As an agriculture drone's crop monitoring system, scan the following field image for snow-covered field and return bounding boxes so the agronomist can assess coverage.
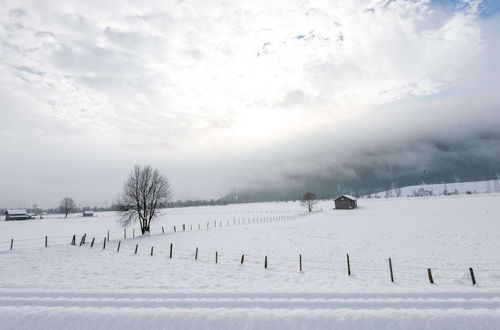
[1,195,500,329]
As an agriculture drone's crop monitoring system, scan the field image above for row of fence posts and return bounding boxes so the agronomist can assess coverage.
[7,232,479,286]
[78,236,479,286]
[6,212,308,252]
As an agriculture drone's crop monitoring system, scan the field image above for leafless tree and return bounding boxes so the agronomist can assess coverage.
[301,192,317,212]
[60,197,76,218]
[116,165,173,234]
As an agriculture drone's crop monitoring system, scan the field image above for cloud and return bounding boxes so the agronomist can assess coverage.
[0,0,499,207]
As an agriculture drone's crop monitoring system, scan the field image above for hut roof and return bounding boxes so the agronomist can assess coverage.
[6,209,28,215]
[334,195,357,201]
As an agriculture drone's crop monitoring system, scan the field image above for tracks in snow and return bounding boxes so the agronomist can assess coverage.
[1,291,500,311]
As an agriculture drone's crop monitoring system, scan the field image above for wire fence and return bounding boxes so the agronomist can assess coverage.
[2,208,500,287]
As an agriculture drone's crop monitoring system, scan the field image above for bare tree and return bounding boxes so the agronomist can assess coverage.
[301,192,317,212]
[116,165,173,234]
[60,197,76,218]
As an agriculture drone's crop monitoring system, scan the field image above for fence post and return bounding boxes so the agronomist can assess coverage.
[107,230,109,242]
[174,226,176,232]
[83,234,86,244]
[389,258,394,282]
[117,241,121,252]
[91,237,95,247]
[124,229,126,239]
[265,256,268,269]
[79,235,84,246]
[427,268,434,284]
[169,243,173,258]
[71,235,76,245]
[346,254,352,276]
[195,247,198,260]
[183,224,185,231]
[151,246,154,256]
[469,267,476,286]
[215,251,218,264]
[133,229,135,238]
[241,254,245,264]
[10,238,13,250]
[135,244,138,254]
[198,224,200,230]
[45,236,48,247]
[162,226,164,234]
[299,254,302,272]
[103,237,106,250]
[190,224,192,231]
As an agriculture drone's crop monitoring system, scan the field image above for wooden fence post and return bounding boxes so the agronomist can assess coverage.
[162,226,165,234]
[10,238,13,250]
[195,247,198,260]
[124,229,126,239]
[215,251,218,264]
[190,224,192,231]
[117,241,121,252]
[71,235,76,245]
[469,267,476,286]
[135,244,138,254]
[198,224,200,230]
[241,254,245,264]
[389,258,394,282]
[265,256,268,269]
[45,236,48,247]
[347,254,351,276]
[183,224,185,231]
[299,254,302,272]
[83,234,86,244]
[151,246,154,256]
[427,268,434,284]
[91,237,95,247]
[79,235,84,246]
[103,237,106,250]
[169,243,173,258]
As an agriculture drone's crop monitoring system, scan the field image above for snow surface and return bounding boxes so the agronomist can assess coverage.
[1,196,500,329]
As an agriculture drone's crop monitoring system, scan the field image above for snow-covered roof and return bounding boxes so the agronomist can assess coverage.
[6,209,28,215]
[335,195,357,201]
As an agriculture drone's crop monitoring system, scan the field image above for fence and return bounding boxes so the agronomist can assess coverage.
[3,208,500,287]
[0,210,316,252]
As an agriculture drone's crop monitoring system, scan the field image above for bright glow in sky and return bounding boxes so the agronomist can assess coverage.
[1,0,499,207]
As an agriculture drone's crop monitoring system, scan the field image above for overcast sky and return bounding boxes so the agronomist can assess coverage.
[1,0,500,208]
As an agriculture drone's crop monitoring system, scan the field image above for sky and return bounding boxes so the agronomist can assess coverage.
[1,0,500,208]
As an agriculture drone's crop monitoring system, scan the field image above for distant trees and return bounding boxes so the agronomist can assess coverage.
[116,165,172,234]
[301,192,317,212]
[59,197,76,218]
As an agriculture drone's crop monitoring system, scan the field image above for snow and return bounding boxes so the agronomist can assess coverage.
[373,179,500,197]
[5,209,28,215]
[1,196,500,329]
[335,194,357,200]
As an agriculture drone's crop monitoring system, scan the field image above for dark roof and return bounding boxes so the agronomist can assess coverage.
[334,194,357,201]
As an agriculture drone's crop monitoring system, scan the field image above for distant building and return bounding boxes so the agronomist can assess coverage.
[4,209,31,220]
[334,195,358,209]
[82,210,94,217]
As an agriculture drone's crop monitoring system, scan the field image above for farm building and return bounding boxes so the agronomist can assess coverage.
[334,195,358,209]
[82,211,94,217]
[4,209,31,220]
